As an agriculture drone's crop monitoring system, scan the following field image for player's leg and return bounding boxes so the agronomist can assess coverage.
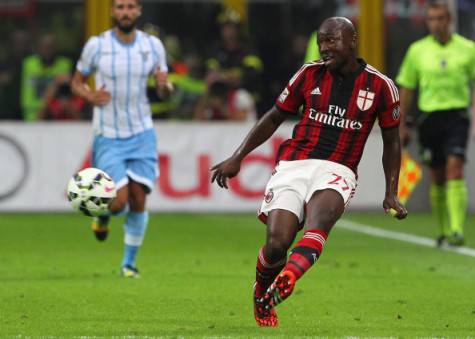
[446,155,466,245]
[91,135,129,241]
[418,115,450,246]
[91,186,129,241]
[121,180,148,277]
[120,128,158,277]
[254,161,306,325]
[256,210,299,295]
[444,113,469,246]
[428,165,450,246]
[263,189,344,310]
[109,186,129,213]
[254,209,299,327]
[262,160,356,310]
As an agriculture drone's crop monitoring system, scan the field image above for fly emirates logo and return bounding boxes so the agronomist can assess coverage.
[308,105,363,130]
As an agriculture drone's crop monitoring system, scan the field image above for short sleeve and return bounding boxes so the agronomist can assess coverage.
[378,77,401,129]
[76,36,100,76]
[275,64,307,114]
[149,36,168,74]
[396,44,418,89]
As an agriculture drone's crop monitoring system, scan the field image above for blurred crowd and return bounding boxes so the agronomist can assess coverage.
[2,1,473,123]
[0,9,306,123]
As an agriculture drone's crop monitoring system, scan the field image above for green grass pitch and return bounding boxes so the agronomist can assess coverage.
[1,212,474,337]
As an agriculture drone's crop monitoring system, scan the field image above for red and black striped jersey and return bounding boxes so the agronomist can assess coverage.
[275,59,400,174]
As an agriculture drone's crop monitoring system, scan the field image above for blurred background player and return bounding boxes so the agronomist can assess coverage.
[39,80,85,120]
[0,29,30,121]
[206,9,263,112]
[71,0,173,277]
[194,79,256,122]
[211,17,407,327]
[21,33,72,122]
[396,0,475,247]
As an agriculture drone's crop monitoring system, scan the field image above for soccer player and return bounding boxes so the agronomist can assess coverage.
[396,1,475,247]
[71,0,172,278]
[211,17,407,327]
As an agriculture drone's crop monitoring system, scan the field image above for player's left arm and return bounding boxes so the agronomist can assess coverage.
[152,37,174,100]
[381,126,407,219]
[155,68,174,100]
[378,77,407,220]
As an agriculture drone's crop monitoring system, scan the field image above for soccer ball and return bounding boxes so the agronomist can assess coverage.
[67,168,116,217]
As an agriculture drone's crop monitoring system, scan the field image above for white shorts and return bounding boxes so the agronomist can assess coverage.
[258,159,357,224]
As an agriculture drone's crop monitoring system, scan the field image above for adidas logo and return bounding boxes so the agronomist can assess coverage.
[310,87,321,95]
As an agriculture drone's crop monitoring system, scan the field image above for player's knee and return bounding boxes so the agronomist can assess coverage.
[266,235,292,262]
[446,161,464,180]
[109,196,128,213]
[307,205,342,231]
[128,191,146,211]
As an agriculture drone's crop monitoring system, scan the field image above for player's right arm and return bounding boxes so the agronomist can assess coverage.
[70,36,111,107]
[211,106,287,188]
[211,64,307,188]
[71,71,110,106]
[398,87,414,145]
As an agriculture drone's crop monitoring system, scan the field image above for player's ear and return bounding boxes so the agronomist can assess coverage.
[350,33,357,50]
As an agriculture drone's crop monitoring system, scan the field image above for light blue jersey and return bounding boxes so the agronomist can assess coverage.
[77,29,168,138]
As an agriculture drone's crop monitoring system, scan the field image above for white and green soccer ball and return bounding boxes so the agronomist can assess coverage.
[67,168,116,217]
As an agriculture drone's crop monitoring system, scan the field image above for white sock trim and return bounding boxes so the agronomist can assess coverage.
[125,233,144,246]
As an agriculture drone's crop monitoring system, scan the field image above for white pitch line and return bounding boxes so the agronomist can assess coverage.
[337,219,475,258]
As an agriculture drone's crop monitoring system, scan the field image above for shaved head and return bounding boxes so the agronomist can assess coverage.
[317,17,358,72]
[319,17,356,39]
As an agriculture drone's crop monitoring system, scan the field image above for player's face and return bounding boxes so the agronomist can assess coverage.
[317,30,352,71]
[426,7,450,40]
[112,0,141,34]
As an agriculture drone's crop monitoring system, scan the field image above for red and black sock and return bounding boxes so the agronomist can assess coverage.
[255,246,286,297]
[284,229,327,280]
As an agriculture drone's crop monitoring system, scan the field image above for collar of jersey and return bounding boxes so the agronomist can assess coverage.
[329,58,367,79]
[428,33,456,48]
[111,29,138,48]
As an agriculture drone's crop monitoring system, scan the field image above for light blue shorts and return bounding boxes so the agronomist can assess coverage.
[92,128,158,193]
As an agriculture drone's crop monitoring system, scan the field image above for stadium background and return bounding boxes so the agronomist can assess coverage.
[1,0,475,337]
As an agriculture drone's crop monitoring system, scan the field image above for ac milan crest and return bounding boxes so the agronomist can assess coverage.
[357,89,375,111]
[264,189,274,203]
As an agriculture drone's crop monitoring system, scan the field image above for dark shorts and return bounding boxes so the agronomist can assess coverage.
[418,109,469,167]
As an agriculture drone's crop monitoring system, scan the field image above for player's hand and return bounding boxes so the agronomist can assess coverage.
[155,68,168,86]
[88,85,111,106]
[383,194,408,220]
[399,124,412,148]
[210,156,242,189]
[155,69,174,98]
[155,68,173,88]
